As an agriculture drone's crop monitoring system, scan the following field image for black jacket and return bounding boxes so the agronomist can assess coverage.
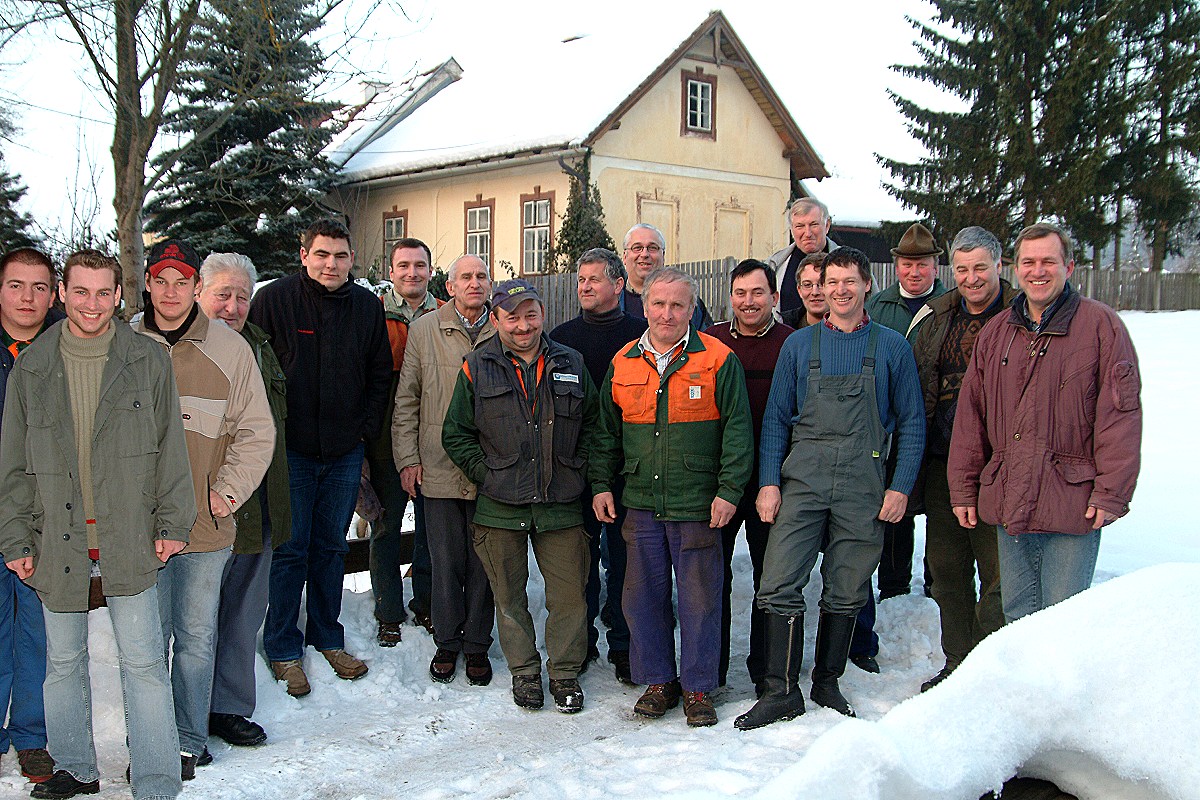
[248,271,391,460]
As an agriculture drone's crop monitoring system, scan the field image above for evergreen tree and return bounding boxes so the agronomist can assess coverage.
[0,112,40,252]
[145,0,338,275]
[877,2,1121,248]
[549,166,615,271]
[1123,0,1200,271]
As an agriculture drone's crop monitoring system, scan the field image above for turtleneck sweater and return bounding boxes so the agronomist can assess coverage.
[549,305,648,387]
[59,323,116,553]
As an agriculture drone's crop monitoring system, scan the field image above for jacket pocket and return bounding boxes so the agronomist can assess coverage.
[620,457,640,476]
[551,381,584,419]
[683,454,719,474]
[612,370,654,423]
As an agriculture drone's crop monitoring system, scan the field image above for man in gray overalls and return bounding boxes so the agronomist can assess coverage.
[735,247,924,728]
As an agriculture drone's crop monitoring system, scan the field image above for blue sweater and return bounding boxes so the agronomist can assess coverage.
[759,322,925,494]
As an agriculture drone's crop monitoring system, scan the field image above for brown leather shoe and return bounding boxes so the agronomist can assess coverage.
[683,691,717,727]
[633,679,682,718]
[320,649,368,680]
[270,659,311,697]
[18,748,55,783]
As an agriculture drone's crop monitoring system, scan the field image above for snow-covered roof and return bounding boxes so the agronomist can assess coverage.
[330,11,825,185]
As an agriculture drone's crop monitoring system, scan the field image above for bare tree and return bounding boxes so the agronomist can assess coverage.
[0,0,401,311]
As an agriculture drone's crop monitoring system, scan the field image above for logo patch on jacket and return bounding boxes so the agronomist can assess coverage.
[552,372,579,383]
[689,386,702,400]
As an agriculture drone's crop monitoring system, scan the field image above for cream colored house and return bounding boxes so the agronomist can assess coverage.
[326,11,828,278]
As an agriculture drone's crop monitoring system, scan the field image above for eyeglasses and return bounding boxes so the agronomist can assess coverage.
[627,244,663,255]
[799,281,820,291]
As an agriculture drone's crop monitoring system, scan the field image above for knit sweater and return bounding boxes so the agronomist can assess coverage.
[59,323,115,551]
[705,320,794,447]
[549,308,648,387]
[759,321,925,494]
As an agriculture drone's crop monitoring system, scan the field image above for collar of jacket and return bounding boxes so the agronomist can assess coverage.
[479,333,572,371]
[300,269,352,299]
[624,324,705,358]
[382,288,439,321]
[1007,282,1079,336]
[136,306,211,344]
[19,320,145,380]
[436,298,494,336]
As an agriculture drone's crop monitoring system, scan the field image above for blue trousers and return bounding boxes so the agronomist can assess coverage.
[265,445,362,661]
[997,526,1101,621]
[0,569,46,752]
[622,510,722,693]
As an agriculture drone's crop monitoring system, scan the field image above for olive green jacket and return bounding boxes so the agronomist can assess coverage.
[231,321,292,554]
[0,321,197,612]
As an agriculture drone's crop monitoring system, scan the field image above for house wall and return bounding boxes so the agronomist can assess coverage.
[590,56,792,262]
[334,157,570,280]
[333,56,794,278]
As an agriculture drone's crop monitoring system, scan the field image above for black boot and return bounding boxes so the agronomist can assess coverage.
[810,612,857,717]
[734,613,805,730]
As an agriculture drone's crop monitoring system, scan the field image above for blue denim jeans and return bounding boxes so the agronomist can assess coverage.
[622,510,723,693]
[158,547,231,756]
[997,526,1102,622]
[43,585,181,800]
[0,568,47,752]
[265,445,363,661]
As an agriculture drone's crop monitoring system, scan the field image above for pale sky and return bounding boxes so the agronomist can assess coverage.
[1,0,950,241]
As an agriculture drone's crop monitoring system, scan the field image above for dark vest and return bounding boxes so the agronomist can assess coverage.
[466,337,588,506]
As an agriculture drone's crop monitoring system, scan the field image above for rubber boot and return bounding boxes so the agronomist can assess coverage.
[734,613,805,730]
[809,611,857,717]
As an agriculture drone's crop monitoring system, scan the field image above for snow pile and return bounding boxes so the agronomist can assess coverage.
[759,563,1199,800]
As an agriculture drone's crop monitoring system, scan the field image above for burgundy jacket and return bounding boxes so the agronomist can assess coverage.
[948,290,1141,535]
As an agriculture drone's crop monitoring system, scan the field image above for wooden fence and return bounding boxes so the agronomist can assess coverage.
[528,261,1200,329]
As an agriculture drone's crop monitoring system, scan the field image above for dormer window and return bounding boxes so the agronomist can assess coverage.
[681,67,717,140]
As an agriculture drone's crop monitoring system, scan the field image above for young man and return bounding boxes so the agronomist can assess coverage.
[737,247,923,728]
[0,248,63,784]
[592,267,752,727]
[705,260,793,694]
[135,239,273,775]
[393,255,497,686]
[780,253,828,329]
[249,219,392,696]
[549,248,647,684]
[369,238,441,645]
[0,250,196,799]
[195,252,291,747]
[444,280,599,712]
[949,223,1141,622]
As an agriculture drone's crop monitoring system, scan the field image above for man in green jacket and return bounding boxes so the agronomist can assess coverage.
[865,223,948,604]
[591,267,753,728]
[0,250,196,800]
[196,252,292,749]
[443,280,599,714]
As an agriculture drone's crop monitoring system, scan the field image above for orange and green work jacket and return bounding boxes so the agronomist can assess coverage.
[591,327,753,521]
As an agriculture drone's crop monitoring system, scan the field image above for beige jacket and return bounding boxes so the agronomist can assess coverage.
[391,302,495,500]
[135,312,274,552]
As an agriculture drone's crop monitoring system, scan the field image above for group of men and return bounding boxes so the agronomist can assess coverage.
[0,199,1141,796]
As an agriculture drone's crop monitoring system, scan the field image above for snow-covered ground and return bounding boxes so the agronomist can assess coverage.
[1,310,1195,800]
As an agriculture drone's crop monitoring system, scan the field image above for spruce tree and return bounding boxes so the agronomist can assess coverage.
[0,111,40,252]
[549,169,615,271]
[145,0,337,276]
[877,2,1120,248]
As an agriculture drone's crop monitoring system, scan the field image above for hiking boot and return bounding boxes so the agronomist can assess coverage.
[920,664,955,693]
[270,659,311,697]
[633,679,682,718]
[18,748,54,783]
[608,649,635,685]
[465,652,493,686]
[196,747,212,767]
[408,600,433,634]
[320,649,368,680]
[208,713,267,747]
[512,675,544,710]
[683,691,717,727]
[549,678,584,713]
[30,770,99,799]
[429,648,457,683]
[181,753,198,782]
[376,620,403,647]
